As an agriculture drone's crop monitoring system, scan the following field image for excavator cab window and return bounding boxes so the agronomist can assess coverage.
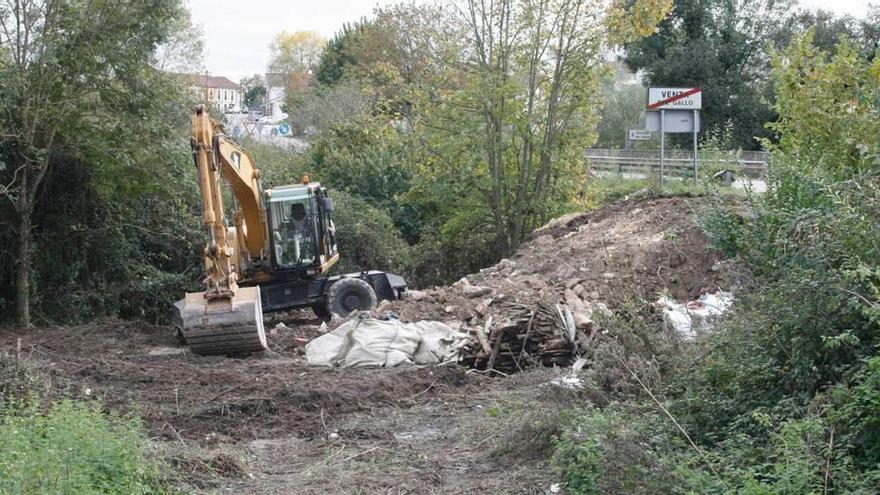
[269,198,317,269]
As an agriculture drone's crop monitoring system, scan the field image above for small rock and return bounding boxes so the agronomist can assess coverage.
[474,302,488,316]
[405,289,429,301]
[565,277,581,289]
[573,312,593,330]
[444,305,455,313]
[462,285,493,298]
[573,284,585,297]
[496,258,515,269]
[376,299,391,311]
[273,322,291,335]
[452,277,470,289]
[602,272,617,280]
[589,291,599,300]
[328,431,340,441]
[564,289,587,313]
[148,346,185,356]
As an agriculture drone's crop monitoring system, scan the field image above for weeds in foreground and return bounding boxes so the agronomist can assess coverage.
[0,353,174,495]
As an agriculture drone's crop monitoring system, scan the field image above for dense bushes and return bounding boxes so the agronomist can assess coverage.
[329,191,413,275]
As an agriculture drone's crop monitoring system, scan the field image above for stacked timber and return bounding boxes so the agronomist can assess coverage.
[459,301,579,373]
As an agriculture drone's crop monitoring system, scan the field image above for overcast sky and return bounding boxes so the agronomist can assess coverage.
[188,0,874,82]
[187,0,400,81]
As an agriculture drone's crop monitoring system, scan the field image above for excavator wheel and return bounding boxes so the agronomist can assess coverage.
[328,278,377,317]
[173,286,267,356]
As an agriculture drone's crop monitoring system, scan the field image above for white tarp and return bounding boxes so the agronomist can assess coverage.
[305,316,468,367]
[656,291,734,339]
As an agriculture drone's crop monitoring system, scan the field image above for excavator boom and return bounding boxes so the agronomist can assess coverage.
[173,106,269,355]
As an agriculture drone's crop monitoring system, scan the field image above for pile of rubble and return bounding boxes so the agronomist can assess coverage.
[362,196,742,372]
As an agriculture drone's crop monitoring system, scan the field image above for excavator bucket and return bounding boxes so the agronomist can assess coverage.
[173,286,267,355]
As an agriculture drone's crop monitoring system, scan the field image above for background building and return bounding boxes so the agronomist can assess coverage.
[185,74,242,112]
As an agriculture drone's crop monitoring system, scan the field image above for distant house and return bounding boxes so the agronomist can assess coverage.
[264,72,287,117]
[184,74,243,112]
[264,71,315,117]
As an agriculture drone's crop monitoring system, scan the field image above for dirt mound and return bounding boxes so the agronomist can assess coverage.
[382,196,735,326]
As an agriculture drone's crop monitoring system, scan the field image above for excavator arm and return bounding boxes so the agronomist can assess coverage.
[173,106,270,355]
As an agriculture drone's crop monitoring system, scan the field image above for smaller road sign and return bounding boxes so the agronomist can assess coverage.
[648,87,702,110]
[628,129,652,141]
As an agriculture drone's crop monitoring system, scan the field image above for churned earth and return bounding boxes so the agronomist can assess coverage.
[0,195,744,494]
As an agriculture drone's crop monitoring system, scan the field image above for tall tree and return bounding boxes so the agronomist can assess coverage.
[596,63,649,148]
[269,31,325,75]
[268,30,325,111]
[624,0,795,150]
[314,21,368,86]
[240,74,266,110]
[443,0,673,253]
[0,0,184,326]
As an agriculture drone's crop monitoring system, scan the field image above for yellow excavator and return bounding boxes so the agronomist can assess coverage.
[173,106,407,355]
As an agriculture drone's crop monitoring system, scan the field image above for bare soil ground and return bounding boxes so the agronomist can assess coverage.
[0,195,740,494]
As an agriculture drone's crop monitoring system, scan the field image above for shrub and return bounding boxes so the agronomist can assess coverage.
[329,190,413,276]
[553,406,680,494]
[0,398,169,494]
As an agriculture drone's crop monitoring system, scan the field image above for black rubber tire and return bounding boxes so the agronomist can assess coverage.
[328,278,377,317]
[311,302,332,321]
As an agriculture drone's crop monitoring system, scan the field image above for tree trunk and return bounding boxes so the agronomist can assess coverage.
[15,199,32,328]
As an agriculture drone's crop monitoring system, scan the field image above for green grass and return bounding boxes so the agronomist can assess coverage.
[0,398,171,494]
[587,175,735,209]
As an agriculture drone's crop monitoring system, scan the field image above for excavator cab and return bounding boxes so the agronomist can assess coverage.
[266,182,339,275]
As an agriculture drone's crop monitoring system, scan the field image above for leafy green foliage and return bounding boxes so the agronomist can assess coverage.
[0,0,204,324]
[328,190,412,276]
[624,0,787,150]
[673,32,880,490]
[553,407,680,494]
[314,21,369,86]
[0,398,169,494]
[557,31,880,494]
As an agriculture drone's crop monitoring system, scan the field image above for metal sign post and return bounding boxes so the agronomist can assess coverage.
[692,110,698,183]
[660,110,665,187]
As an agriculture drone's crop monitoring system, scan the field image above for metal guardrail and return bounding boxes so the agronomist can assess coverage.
[586,149,769,178]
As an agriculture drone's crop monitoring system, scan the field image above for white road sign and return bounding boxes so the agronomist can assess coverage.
[628,129,652,141]
[645,110,700,133]
[648,87,702,110]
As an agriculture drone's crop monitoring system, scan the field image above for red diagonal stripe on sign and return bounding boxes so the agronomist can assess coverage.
[648,87,702,110]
